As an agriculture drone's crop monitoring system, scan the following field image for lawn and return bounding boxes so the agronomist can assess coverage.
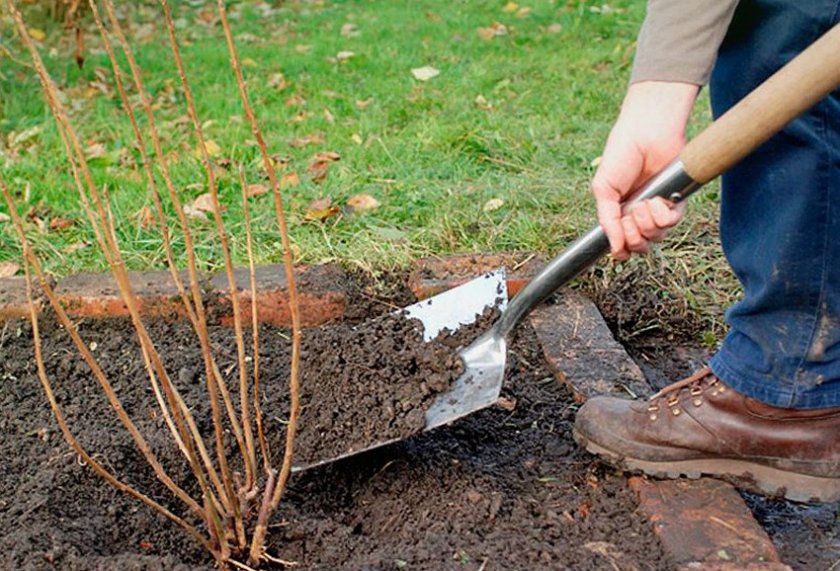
[0,0,734,338]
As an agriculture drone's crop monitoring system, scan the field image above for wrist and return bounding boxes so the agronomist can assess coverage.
[618,81,700,141]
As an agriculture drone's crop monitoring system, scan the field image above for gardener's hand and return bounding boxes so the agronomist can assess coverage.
[592,81,700,261]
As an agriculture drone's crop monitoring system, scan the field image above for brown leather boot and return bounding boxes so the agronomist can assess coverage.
[573,367,840,502]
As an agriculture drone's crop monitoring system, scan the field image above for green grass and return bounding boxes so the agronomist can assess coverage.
[0,0,736,338]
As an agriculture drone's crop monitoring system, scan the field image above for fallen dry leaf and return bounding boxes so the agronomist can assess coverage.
[304,197,341,222]
[323,109,335,124]
[184,203,208,221]
[194,139,222,159]
[268,73,288,91]
[475,94,493,110]
[502,1,519,13]
[355,97,374,110]
[313,151,341,162]
[245,184,269,198]
[290,133,325,148]
[28,27,46,42]
[291,111,312,123]
[411,66,440,82]
[340,23,360,37]
[309,152,339,180]
[346,193,380,213]
[0,212,10,223]
[285,94,306,107]
[335,50,355,62]
[186,193,226,219]
[496,396,517,411]
[190,192,220,214]
[49,217,75,231]
[64,241,91,254]
[85,142,106,160]
[483,198,505,212]
[308,161,331,184]
[280,171,300,189]
[0,261,19,278]
[351,133,363,145]
[11,125,43,147]
[516,6,532,18]
[242,57,258,68]
[135,205,155,229]
[477,22,508,40]
[547,23,563,34]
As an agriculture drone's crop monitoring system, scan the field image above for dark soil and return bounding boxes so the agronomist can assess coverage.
[290,311,465,467]
[0,285,673,570]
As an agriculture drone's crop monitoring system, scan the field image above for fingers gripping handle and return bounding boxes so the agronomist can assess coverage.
[494,162,698,339]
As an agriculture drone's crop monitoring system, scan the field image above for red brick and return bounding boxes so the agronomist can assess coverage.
[629,477,785,569]
[0,275,54,322]
[55,270,193,320]
[409,253,543,300]
[529,294,651,402]
[210,264,346,327]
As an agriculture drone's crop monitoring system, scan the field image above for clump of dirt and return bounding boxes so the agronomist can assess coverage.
[0,284,673,570]
[290,311,465,467]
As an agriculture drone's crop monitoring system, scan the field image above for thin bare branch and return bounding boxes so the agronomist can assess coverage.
[215,3,303,563]
[158,0,254,498]
[87,0,230,514]
[239,166,270,471]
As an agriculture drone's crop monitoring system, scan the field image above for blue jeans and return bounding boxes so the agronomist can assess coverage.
[708,0,840,408]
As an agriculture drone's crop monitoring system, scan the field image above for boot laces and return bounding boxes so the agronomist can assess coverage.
[646,367,724,419]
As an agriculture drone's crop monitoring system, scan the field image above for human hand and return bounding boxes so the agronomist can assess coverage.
[592,81,700,260]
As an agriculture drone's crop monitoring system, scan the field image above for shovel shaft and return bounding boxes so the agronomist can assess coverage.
[494,22,840,340]
[493,160,700,339]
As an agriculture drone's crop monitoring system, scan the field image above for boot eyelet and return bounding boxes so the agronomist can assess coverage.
[649,413,658,421]
[671,407,681,416]
[693,398,702,407]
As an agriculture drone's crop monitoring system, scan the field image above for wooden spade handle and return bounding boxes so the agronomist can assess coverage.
[681,23,840,184]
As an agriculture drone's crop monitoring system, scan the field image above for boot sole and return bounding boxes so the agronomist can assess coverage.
[573,429,840,503]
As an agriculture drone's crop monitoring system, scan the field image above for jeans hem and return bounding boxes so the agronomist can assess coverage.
[710,350,840,410]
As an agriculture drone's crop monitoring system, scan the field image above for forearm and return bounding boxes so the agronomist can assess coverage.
[617,81,700,142]
[631,0,740,86]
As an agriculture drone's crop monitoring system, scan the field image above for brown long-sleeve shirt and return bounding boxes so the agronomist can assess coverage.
[630,0,741,85]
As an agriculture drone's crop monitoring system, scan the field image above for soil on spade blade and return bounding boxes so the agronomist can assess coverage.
[0,288,673,570]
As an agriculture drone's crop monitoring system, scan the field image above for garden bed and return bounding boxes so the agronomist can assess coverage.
[0,272,673,570]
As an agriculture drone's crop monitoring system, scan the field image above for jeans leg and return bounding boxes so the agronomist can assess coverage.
[708,0,840,408]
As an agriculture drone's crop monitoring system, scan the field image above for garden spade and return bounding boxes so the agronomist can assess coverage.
[295,22,840,471]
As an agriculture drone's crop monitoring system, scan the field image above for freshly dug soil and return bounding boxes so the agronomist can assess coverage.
[0,291,673,570]
[290,311,465,467]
